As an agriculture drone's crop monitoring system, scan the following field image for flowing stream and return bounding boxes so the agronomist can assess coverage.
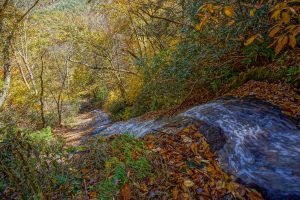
[91,96,300,199]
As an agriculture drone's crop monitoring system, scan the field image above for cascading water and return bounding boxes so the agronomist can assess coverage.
[91,96,300,199]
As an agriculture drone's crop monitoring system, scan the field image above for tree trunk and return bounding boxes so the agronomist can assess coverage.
[14,50,31,90]
[57,100,62,127]
[39,52,46,128]
[0,34,13,108]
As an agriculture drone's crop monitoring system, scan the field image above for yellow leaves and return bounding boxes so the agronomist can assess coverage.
[196,4,236,31]
[244,34,264,46]
[224,6,234,17]
[195,16,209,31]
[139,182,148,193]
[226,20,235,26]
[198,3,215,13]
[282,12,290,24]
[250,9,256,17]
[289,34,297,48]
[271,9,281,20]
[269,26,281,38]
[244,34,260,46]
[275,35,288,54]
[203,3,214,13]
[268,1,299,53]
[183,179,195,187]
[195,23,203,31]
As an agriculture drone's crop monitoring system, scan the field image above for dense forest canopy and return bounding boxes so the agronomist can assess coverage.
[0,0,299,127]
[0,0,299,199]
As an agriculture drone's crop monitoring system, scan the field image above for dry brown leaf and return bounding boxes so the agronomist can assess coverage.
[120,183,132,200]
[172,187,179,199]
[269,26,281,38]
[191,143,198,154]
[88,191,97,199]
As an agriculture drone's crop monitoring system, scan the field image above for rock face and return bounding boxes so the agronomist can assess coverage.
[197,121,227,152]
[93,96,300,199]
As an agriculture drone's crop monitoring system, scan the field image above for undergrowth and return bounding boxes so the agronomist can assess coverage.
[0,126,154,199]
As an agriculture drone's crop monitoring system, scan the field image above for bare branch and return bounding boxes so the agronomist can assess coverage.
[69,58,139,76]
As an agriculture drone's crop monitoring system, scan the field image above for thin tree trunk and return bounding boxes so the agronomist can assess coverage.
[39,51,46,128]
[14,50,31,89]
[0,34,13,108]
[57,98,63,127]
[0,0,40,108]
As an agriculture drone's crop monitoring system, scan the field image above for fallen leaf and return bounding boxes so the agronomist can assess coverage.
[172,187,179,199]
[191,143,198,154]
[120,183,132,200]
[88,191,97,198]
[224,6,234,17]
[184,180,195,187]
[140,182,148,193]
[250,9,256,17]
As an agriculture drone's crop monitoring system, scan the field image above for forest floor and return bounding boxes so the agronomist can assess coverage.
[52,104,265,199]
[54,110,102,146]
[51,80,300,199]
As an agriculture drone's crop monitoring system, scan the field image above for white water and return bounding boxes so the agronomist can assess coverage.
[91,96,300,199]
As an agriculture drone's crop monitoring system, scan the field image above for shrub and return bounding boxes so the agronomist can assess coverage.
[227,65,300,91]
[0,125,78,199]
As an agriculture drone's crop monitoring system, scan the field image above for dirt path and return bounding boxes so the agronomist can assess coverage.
[54,110,104,146]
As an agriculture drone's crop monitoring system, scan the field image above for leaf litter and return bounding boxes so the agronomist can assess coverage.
[71,125,263,200]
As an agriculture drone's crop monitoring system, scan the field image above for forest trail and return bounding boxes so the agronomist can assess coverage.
[54,110,103,146]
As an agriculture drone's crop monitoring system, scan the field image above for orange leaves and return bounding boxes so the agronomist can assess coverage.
[269,26,281,38]
[88,191,97,199]
[142,126,263,199]
[190,142,198,154]
[224,6,235,17]
[120,183,132,200]
[282,12,291,23]
[172,187,179,199]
